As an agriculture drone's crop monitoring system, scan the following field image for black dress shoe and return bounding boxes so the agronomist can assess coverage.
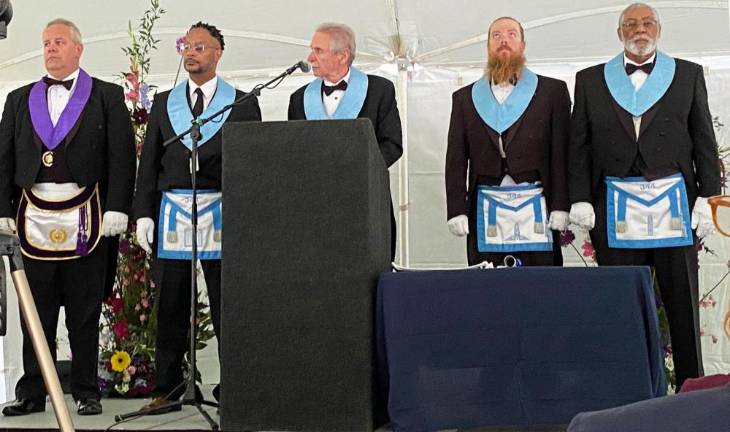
[77,399,102,415]
[2,398,45,416]
[141,397,182,415]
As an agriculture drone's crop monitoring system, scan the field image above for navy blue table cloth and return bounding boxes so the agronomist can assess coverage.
[376,266,666,431]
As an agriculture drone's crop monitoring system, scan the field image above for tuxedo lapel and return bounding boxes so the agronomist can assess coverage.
[609,97,637,141]
[485,123,501,151]
[502,114,526,149]
[638,101,662,138]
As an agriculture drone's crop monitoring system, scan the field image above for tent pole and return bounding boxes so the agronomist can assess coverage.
[396,65,409,267]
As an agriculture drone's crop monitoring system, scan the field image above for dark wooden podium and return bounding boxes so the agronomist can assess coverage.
[220,119,391,431]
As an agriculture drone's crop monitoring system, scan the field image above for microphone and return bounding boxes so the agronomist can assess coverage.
[285,60,310,75]
[297,61,310,73]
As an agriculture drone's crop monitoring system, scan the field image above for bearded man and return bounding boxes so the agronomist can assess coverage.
[445,16,571,266]
[568,3,720,389]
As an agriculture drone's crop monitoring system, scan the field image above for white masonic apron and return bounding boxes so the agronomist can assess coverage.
[605,173,692,248]
[17,183,102,260]
[475,184,552,253]
[157,189,222,260]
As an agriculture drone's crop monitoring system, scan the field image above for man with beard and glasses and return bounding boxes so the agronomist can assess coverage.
[568,3,720,389]
[445,16,571,266]
[133,21,261,413]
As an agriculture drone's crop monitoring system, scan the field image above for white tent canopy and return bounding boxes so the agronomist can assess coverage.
[2,0,730,403]
[1,1,729,81]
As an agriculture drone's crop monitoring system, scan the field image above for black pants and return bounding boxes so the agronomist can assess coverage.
[151,258,221,398]
[592,187,703,389]
[16,237,110,402]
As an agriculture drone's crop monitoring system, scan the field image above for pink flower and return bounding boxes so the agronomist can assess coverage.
[125,90,139,103]
[113,320,129,340]
[140,314,147,322]
[140,297,149,308]
[581,240,596,260]
[135,303,141,311]
[127,365,137,375]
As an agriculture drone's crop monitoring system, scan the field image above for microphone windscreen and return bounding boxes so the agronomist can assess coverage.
[298,61,311,73]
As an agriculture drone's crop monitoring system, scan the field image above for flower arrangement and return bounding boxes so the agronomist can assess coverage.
[559,229,597,266]
[98,0,164,397]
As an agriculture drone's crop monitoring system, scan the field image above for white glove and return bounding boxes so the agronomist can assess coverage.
[0,217,16,233]
[569,202,595,230]
[548,210,569,232]
[447,214,469,236]
[101,211,128,237]
[136,217,154,255]
[691,196,715,239]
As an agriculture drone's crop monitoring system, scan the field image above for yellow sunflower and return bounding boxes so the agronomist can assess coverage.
[111,350,132,372]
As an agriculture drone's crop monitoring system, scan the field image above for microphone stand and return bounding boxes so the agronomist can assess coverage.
[112,61,307,431]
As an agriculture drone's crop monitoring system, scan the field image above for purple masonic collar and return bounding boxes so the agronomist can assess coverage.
[29,69,92,150]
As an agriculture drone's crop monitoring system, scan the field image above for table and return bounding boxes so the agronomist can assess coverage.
[376,266,666,431]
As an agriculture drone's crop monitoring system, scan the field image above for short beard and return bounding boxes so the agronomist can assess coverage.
[485,51,526,85]
[623,36,657,58]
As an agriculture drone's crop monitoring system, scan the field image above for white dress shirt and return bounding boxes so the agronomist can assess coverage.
[46,69,80,126]
[625,53,656,139]
[188,76,218,113]
[624,52,656,91]
[322,69,351,117]
[491,81,515,104]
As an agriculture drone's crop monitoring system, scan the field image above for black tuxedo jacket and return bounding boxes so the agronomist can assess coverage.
[569,57,721,205]
[287,74,403,167]
[133,87,261,220]
[445,75,572,219]
[0,78,135,217]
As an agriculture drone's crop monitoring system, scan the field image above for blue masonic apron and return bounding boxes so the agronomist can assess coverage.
[157,78,234,260]
[157,190,222,260]
[476,184,552,252]
[605,174,692,249]
[303,67,368,119]
[603,52,689,248]
[471,69,550,252]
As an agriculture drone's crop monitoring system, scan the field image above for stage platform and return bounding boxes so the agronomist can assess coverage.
[0,385,218,432]
[0,385,567,431]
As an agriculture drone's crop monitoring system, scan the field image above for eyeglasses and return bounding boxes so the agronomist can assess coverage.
[708,195,730,236]
[490,30,520,42]
[621,18,658,32]
[181,42,219,54]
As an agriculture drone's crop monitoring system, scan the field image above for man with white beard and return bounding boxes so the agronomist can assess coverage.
[445,16,571,266]
[568,3,720,389]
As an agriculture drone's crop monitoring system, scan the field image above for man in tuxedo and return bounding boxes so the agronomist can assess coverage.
[568,3,720,389]
[288,22,403,259]
[0,18,135,416]
[134,22,261,413]
[445,16,571,266]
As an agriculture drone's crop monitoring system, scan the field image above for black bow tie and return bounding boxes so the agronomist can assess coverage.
[43,76,74,90]
[625,62,654,75]
[322,80,348,96]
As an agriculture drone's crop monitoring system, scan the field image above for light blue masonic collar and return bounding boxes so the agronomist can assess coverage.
[303,67,368,120]
[167,76,235,150]
[604,50,675,117]
[471,68,537,134]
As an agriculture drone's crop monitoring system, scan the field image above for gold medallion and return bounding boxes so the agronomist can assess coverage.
[42,151,54,167]
[49,228,68,244]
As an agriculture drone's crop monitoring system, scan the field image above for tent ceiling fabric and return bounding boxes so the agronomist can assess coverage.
[0,0,728,82]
